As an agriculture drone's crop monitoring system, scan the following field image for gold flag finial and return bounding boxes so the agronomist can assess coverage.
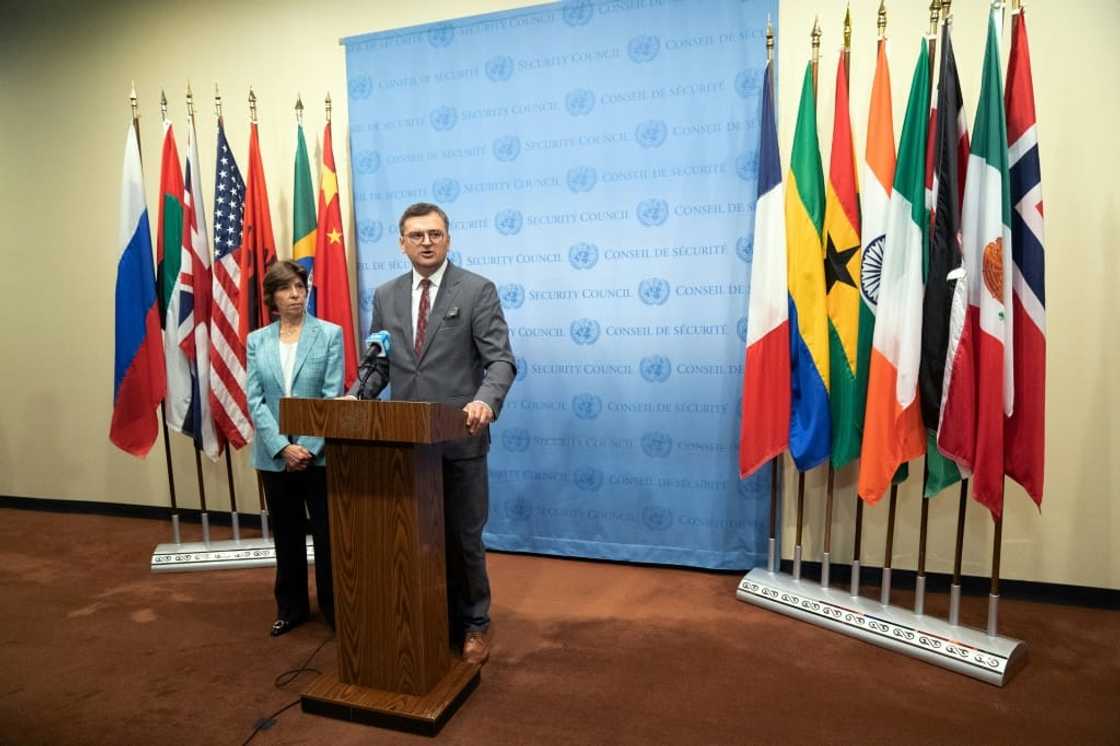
[1012,0,1022,11]
[249,87,257,123]
[325,92,332,124]
[811,15,821,59]
[766,16,774,62]
[844,4,852,51]
[295,93,304,125]
[215,83,223,120]
[186,82,194,121]
[877,0,887,39]
[160,89,168,120]
[929,0,941,34]
[129,81,138,121]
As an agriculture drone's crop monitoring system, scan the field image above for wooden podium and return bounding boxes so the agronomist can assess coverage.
[280,398,481,735]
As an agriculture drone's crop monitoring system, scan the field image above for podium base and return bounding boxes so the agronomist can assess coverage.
[736,568,1027,686]
[150,536,314,573]
[301,657,480,736]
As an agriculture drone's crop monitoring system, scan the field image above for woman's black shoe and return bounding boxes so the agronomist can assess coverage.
[270,617,303,637]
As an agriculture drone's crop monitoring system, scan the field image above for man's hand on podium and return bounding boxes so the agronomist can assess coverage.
[463,400,494,436]
[337,395,358,401]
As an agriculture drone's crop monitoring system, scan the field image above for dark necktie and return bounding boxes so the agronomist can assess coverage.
[414,278,431,356]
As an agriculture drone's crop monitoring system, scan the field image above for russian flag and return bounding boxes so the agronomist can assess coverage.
[111,123,166,457]
[739,61,789,478]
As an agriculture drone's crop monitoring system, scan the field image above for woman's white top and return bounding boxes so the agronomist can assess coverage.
[279,340,298,396]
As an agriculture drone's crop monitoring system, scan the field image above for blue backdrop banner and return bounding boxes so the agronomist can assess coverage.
[343,0,779,569]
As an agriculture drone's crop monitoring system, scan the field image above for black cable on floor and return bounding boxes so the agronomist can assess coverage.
[241,633,334,745]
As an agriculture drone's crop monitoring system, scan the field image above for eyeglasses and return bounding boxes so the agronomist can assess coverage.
[403,229,447,245]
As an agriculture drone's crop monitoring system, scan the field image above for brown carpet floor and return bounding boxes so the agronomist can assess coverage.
[0,507,1117,745]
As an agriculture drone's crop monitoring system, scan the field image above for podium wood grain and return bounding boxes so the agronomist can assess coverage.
[280,398,477,733]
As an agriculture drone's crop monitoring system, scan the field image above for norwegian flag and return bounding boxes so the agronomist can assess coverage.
[1004,9,1046,506]
[208,119,253,448]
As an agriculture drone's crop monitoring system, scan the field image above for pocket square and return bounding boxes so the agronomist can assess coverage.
[446,306,460,319]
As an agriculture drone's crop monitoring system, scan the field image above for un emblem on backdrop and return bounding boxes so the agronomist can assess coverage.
[498,283,525,310]
[562,0,594,26]
[355,150,381,175]
[430,106,458,132]
[639,354,672,383]
[427,24,455,48]
[571,393,602,420]
[495,209,523,236]
[736,151,759,182]
[568,242,599,270]
[638,278,670,306]
[566,166,597,194]
[486,55,514,82]
[360,288,375,312]
[737,317,748,343]
[565,89,596,116]
[570,318,601,346]
[502,427,531,452]
[515,356,528,381]
[492,135,521,162]
[448,249,463,266]
[349,74,373,100]
[358,220,383,244]
[736,235,753,262]
[504,496,532,521]
[735,69,764,99]
[640,431,674,458]
[635,120,668,149]
[432,177,461,203]
[628,35,660,63]
[573,466,604,493]
[641,504,674,532]
[636,198,669,227]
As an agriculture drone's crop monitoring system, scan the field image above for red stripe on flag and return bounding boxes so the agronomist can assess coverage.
[739,321,791,478]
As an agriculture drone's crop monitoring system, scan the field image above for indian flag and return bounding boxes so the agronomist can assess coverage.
[938,12,1014,518]
[858,40,930,503]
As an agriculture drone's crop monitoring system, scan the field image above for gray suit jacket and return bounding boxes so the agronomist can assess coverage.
[350,262,516,459]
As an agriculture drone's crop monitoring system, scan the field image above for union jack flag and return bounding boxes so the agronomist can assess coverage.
[209,119,252,448]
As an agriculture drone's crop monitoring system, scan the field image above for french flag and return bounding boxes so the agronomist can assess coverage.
[738,60,790,478]
[111,123,166,457]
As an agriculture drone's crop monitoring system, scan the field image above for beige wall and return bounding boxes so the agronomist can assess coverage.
[1,1,1115,589]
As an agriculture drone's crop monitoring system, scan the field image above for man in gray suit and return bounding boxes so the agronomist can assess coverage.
[348,202,516,665]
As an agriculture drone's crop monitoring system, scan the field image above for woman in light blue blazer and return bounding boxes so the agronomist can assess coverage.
[247,260,343,637]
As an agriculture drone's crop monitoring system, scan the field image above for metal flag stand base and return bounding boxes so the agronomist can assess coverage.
[736,568,1027,687]
[150,535,316,573]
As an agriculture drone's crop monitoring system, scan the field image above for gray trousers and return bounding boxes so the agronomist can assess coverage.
[442,454,491,635]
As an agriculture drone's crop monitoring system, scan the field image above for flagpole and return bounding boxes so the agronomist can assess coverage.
[763,19,780,577]
[213,83,242,543]
[150,88,183,546]
[988,513,1003,635]
[853,0,888,600]
[913,0,941,618]
[793,16,821,585]
[246,86,271,542]
[949,478,968,624]
[820,7,852,593]
[183,83,213,546]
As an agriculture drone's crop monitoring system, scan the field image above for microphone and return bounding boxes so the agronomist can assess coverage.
[355,331,391,399]
[362,330,391,361]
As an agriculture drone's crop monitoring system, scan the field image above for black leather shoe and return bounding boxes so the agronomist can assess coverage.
[270,617,303,637]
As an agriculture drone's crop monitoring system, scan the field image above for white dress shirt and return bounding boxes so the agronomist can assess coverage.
[411,259,449,341]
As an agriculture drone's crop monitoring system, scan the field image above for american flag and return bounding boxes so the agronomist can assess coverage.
[209,119,253,448]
